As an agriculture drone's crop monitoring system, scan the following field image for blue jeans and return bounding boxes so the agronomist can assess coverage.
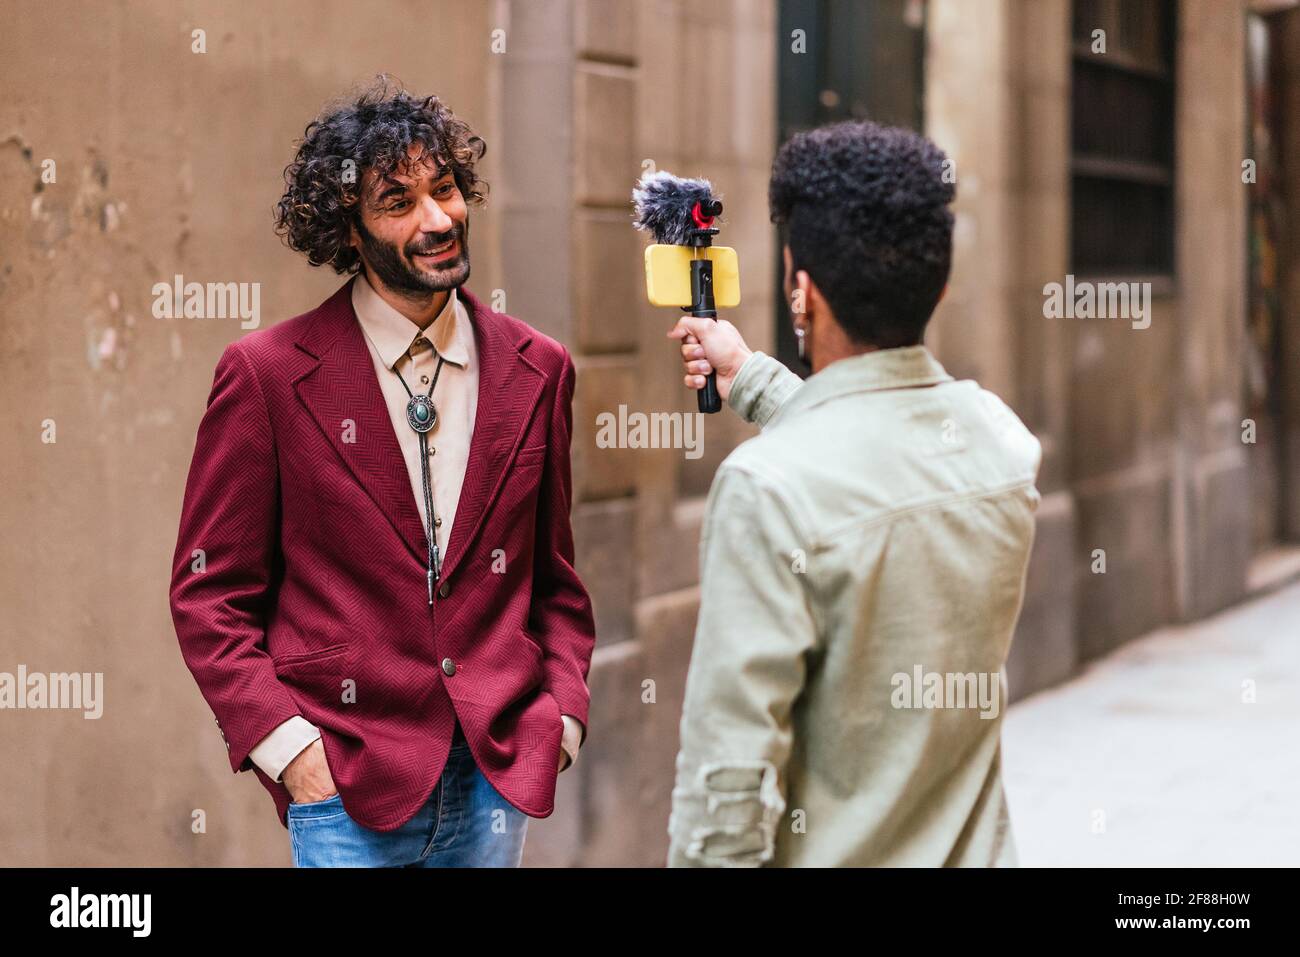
[288,722,529,867]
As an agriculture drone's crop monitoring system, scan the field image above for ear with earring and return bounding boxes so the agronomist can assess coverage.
[794,320,810,365]
[789,264,811,367]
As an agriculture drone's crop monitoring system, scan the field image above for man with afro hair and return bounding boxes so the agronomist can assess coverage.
[666,120,1042,867]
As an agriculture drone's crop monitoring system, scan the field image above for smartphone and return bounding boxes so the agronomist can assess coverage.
[643,244,741,308]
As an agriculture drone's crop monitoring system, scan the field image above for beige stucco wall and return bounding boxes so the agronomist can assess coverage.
[926,0,1256,693]
[503,0,778,867]
[0,0,501,866]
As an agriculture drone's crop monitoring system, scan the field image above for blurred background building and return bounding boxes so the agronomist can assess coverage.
[1,0,1296,866]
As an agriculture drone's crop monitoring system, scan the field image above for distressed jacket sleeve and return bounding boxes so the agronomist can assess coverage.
[727,350,804,428]
[667,464,817,867]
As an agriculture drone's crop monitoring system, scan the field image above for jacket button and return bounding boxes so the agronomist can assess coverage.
[438,581,451,598]
[442,658,456,677]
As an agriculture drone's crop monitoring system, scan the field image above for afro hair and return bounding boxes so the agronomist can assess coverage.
[769,120,955,348]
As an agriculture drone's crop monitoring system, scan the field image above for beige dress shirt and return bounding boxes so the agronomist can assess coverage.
[667,347,1041,866]
[249,271,583,784]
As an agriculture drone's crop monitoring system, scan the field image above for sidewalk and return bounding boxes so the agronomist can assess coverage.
[1001,580,1300,866]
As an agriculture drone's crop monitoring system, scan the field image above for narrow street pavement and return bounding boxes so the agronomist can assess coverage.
[1002,581,1300,866]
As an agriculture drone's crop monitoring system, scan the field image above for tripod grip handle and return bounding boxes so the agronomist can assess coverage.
[698,370,722,414]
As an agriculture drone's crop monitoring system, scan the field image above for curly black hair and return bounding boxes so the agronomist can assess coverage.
[274,76,487,274]
[769,120,955,348]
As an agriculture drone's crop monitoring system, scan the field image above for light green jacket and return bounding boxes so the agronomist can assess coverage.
[666,346,1041,867]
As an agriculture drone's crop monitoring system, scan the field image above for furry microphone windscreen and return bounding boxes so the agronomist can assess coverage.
[631,170,718,245]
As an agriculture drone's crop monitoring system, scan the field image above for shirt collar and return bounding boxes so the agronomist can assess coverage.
[776,345,954,420]
[351,270,471,370]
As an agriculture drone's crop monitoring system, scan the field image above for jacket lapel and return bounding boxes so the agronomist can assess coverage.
[439,285,546,582]
[289,279,546,580]
[292,278,429,565]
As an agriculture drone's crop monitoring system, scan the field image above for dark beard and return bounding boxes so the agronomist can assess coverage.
[354,216,471,298]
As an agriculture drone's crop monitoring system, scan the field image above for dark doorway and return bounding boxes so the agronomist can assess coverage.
[1245,9,1289,555]
[773,0,927,372]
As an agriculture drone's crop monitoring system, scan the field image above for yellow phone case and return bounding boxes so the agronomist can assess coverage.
[643,244,741,308]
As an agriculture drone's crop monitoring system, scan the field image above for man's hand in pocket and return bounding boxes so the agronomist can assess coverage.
[557,714,582,774]
[282,739,338,804]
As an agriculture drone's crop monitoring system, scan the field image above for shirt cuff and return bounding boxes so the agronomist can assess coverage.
[727,351,804,427]
[248,715,321,783]
[559,714,584,772]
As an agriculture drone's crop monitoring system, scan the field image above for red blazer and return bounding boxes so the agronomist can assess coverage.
[169,278,596,831]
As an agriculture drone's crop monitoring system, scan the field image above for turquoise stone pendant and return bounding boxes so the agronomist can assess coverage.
[406,394,437,433]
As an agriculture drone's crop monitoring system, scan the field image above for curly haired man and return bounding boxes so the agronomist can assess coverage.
[666,120,1042,866]
[170,79,595,867]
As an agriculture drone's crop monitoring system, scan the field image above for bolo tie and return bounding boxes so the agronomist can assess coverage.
[393,345,447,606]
